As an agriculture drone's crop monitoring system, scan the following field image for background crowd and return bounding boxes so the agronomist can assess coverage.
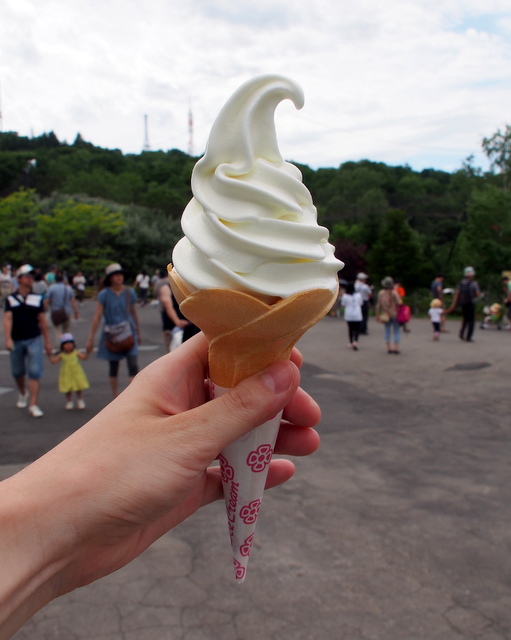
[3,259,511,419]
[1,261,198,418]
[336,266,511,355]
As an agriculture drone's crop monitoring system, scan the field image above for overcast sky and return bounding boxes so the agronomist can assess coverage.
[1,0,510,173]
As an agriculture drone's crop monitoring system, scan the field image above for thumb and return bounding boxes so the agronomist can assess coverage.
[184,360,300,457]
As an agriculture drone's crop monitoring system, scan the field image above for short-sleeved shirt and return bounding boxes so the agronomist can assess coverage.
[5,292,44,340]
[428,307,443,323]
[457,278,479,305]
[355,281,372,302]
[96,287,138,361]
[341,292,363,322]
[47,282,75,314]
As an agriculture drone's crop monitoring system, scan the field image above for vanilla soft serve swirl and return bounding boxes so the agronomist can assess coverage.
[172,75,343,300]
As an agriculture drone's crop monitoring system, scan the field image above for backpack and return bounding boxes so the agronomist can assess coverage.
[457,278,474,305]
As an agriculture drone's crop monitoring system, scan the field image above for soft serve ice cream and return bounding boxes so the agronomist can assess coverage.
[168,75,343,582]
[172,74,343,300]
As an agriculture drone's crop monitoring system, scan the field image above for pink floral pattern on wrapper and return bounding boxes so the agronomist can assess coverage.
[233,558,246,582]
[240,499,261,525]
[219,453,235,483]
[240,533,255,557]
[246,443,273,473]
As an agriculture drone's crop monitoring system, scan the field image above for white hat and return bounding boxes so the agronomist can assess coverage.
[16,264,34,278]
[356,272,368,280]
[104,263,124,284]
[464,266,475,276]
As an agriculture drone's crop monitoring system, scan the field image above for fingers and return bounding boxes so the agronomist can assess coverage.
[274,423,320,457]
[172,359,301,464]
[282,385,321,428]
[201,458,297,506]
[128,333,210,413]
[289,347,304,369]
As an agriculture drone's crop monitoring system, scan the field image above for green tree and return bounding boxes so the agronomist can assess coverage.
[367,209,429,288]
[37,197,126,274]
[0,189,40,264]
[453,185,511,285]
[112,206,182,276]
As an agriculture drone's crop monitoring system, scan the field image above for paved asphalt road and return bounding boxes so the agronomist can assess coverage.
[1,300,511,640]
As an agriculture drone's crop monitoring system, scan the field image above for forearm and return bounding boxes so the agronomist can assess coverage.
[38,316,51,349]
[3,314,12,346]
[87,306,103,342]
[163,300,183,325]
[0,422,124,638]
[0,466,72,639]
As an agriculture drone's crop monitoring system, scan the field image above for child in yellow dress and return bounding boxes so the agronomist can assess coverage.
[49,333,89,410]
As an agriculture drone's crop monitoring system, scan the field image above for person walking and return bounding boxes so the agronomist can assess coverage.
[0,263,13,309]
[72,270,87,304]
[340,282,363,350]
[376,276,402,354]
[159,280,199,352]
[47,271,79,348]
[135,269,150,306]
[354,272,372,335]
[446,266,480,342]
[49,332,89,410]
[3,264,52,417]
[430,273,447,332]
[86,263,141,398]
[428,299,445,341]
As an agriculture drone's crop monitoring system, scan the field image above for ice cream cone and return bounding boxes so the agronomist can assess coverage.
[168,265,336,580]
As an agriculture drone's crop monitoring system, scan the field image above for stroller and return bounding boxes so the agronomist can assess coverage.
[480,303,509,330]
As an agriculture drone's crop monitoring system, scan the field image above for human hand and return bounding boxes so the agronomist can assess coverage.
[5,333,320,609]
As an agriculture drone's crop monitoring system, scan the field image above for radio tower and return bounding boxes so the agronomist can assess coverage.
[188,99,194,157]
[143,114,151,151]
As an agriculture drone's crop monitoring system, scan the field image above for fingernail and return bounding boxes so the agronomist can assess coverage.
[260,361,294,394]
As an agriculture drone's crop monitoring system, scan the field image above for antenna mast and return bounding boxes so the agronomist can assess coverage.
[143,114,151,151]
[188,99,194,156]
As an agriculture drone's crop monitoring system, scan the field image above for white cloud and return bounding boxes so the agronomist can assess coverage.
[0,0,510,172]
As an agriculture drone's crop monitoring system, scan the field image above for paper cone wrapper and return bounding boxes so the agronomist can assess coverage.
[210,381,282,583]
[168,265,337,580]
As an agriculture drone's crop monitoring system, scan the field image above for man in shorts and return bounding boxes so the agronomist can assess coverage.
[3,264,52,417]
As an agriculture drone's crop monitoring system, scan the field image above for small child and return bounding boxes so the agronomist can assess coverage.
[428,299,444,340]
[49,333,89,410]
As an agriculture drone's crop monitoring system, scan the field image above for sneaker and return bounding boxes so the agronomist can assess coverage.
[77,399,86,410]
[65,401,74,411]
[28,405,44,418]
[16,392,29,409]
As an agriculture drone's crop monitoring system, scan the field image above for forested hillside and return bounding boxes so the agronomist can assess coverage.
[1,127,510,295]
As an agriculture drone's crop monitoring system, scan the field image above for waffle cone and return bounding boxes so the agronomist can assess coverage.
[167,265,337,387]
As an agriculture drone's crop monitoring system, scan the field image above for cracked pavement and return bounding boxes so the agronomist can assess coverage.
[2,302,511,639]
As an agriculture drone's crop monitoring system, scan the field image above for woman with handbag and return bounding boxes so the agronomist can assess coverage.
[86,263,141,397]
[376,276,402,354]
